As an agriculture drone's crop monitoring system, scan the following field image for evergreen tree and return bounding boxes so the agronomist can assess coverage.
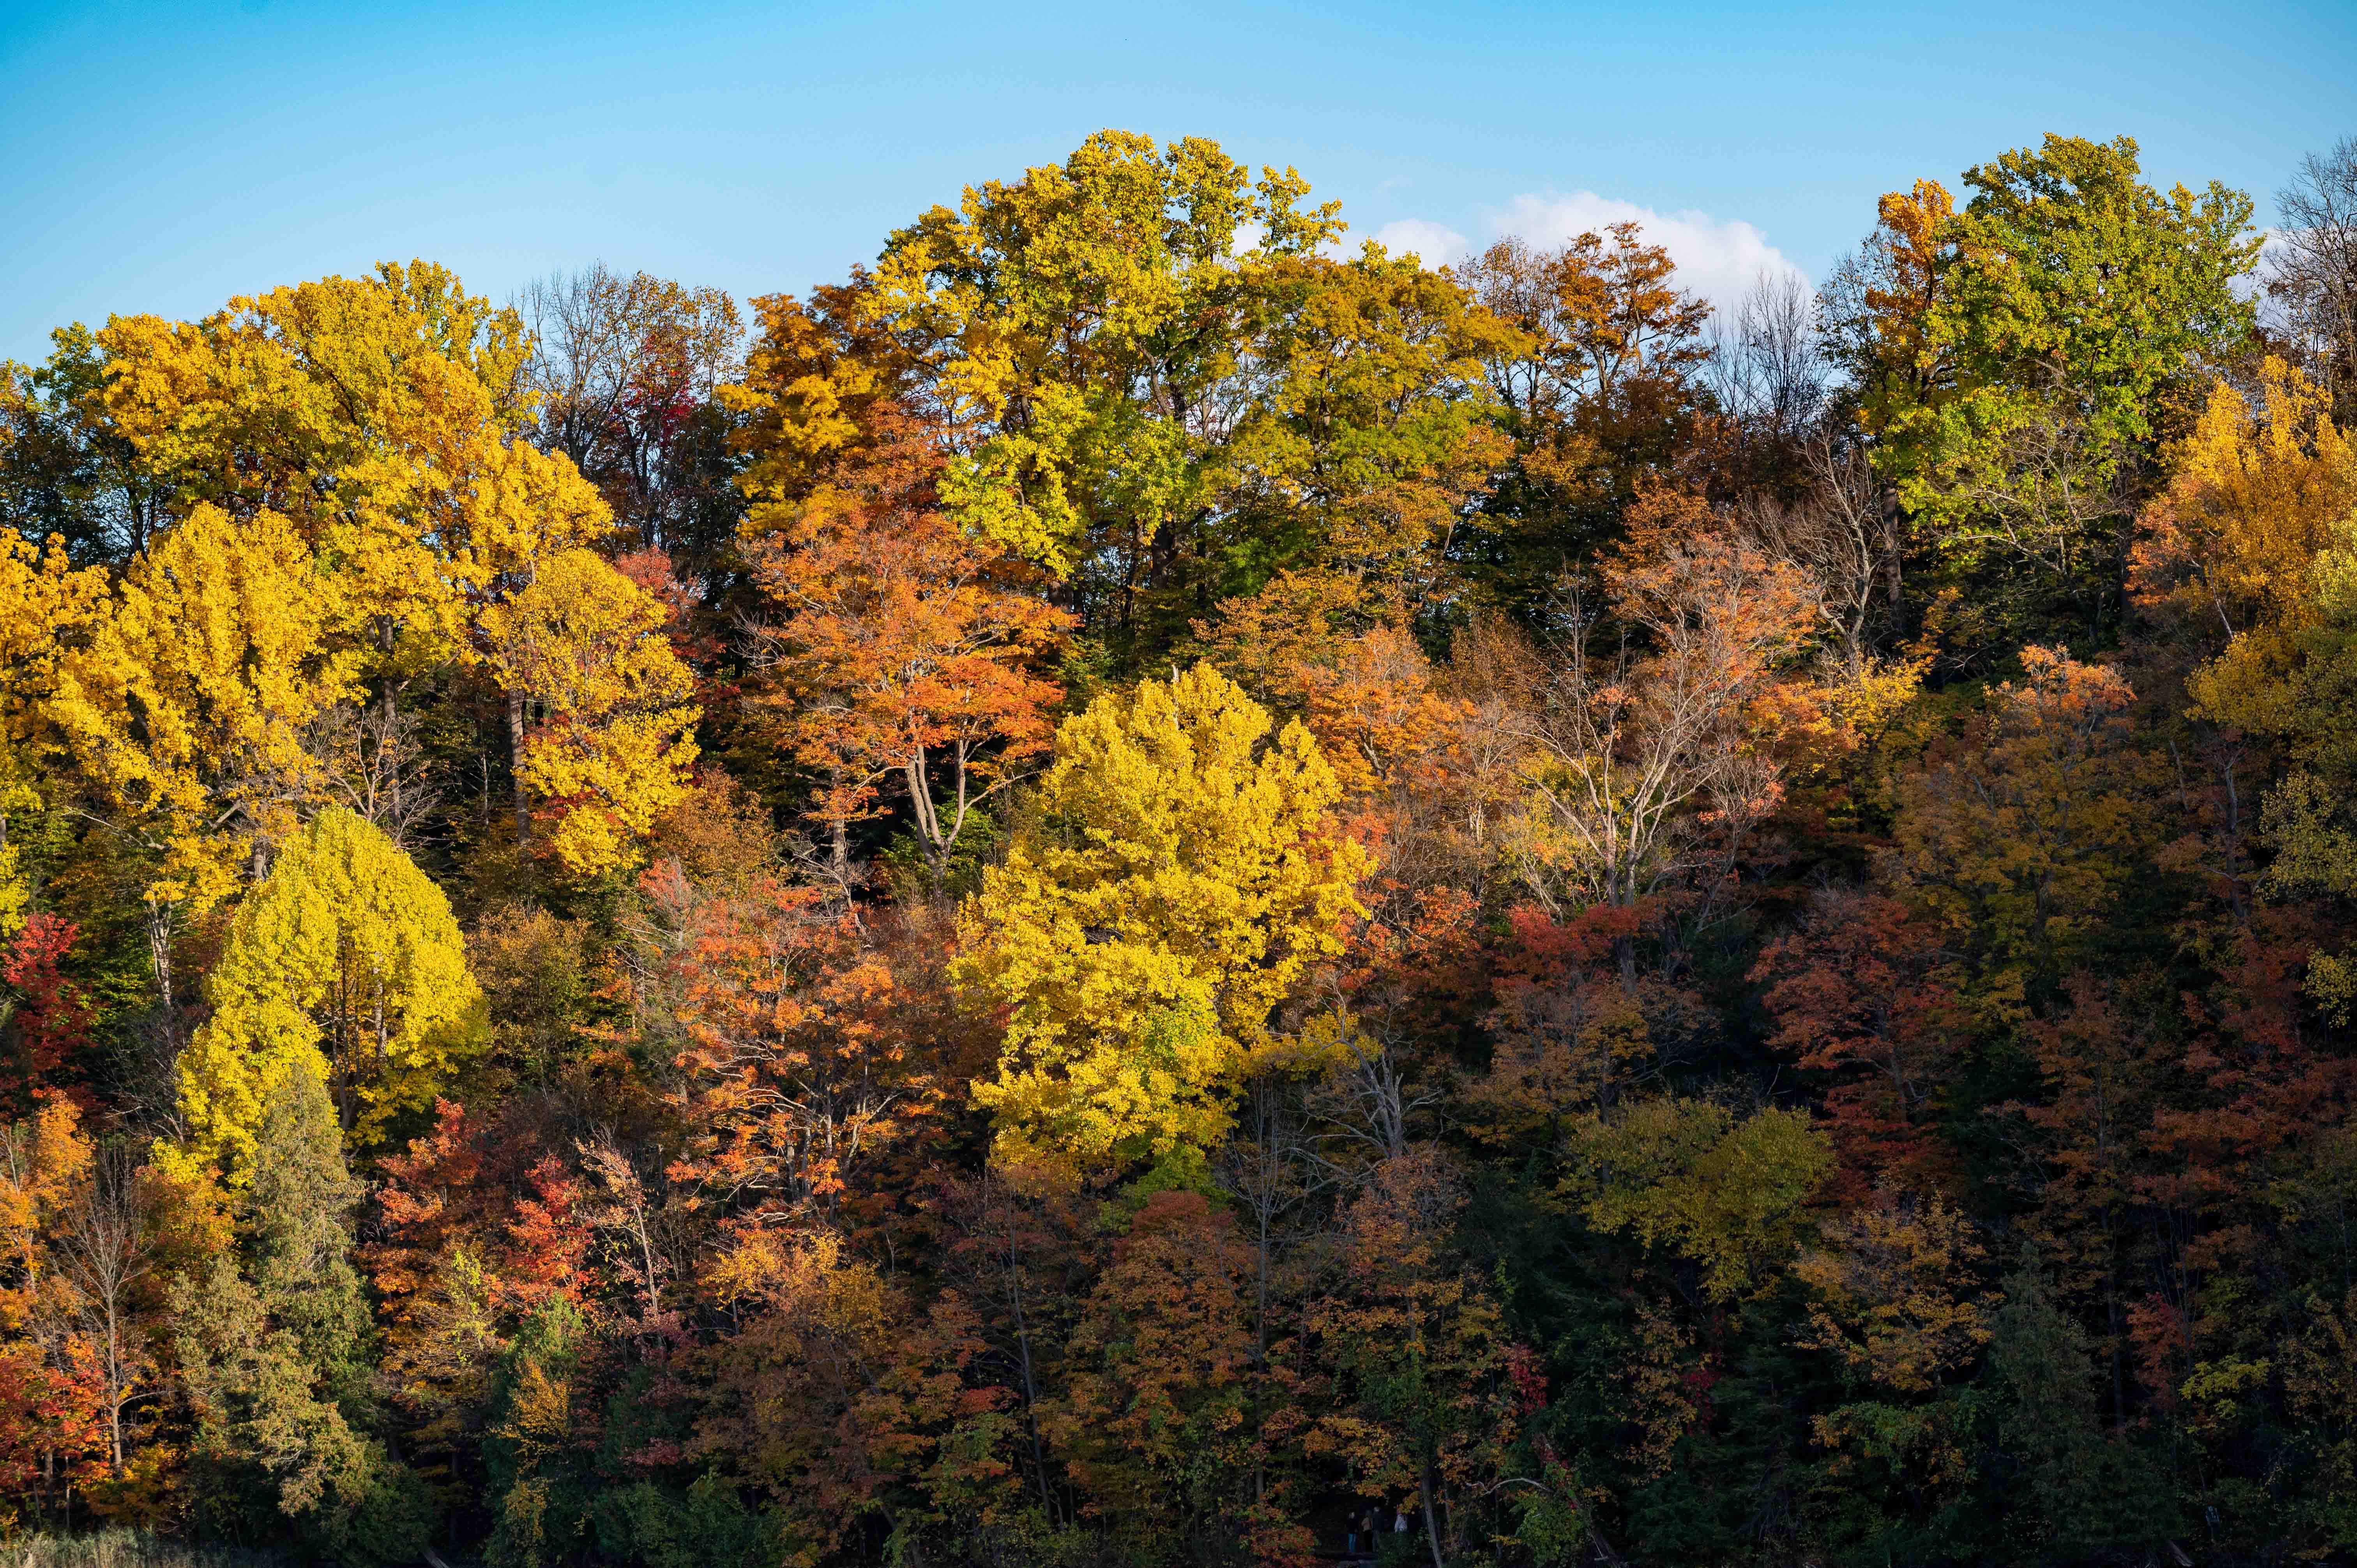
[173,1060,434,1564]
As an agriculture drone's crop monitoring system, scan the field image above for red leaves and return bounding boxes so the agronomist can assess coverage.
[1,914,92,1111]
[1755,890,1967,1198]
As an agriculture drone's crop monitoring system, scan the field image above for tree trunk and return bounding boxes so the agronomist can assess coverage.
[1420,1467,1447,1568]
[143,899,177,1054]
[507,690,531,849]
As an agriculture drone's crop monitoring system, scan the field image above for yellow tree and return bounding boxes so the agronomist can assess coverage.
[36,504,358,909]
[3,505,357,1044]
[2144,362,2357,1017]
[96,263,596,654]
[478,548,700,875]
[95,263,616,846]
[0,533,106,933]
[2135,358,2357,655]
[171,807,481,1174]
[955,662,1368,1164]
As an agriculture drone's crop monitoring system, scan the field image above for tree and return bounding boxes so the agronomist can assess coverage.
[94,263,617,850]
[1563,1097,1832,1304]
[173,1059,433,1565]
[864,131,1333,583]
[2268,137,2357,420]
[0,325,173,566]
[1,913,94,1111]
[1050,1191,1297,1563]
[1301,1149,1520,1568]
[97,262,597,662]
[363,1102,590,1515]
[1504,489,1817,981]
[173,808,481,1172]
[518,264,744,561]
[740,417,1071,881]
[2131,356,2357,650]
[1797,1188,1993,1398]
[478,547,701,875]
[1819,180,1960,460]
[1884,136,2260,636]
[634,857,949,1226]
[1754,890,1968,1195]
[956,662,1368,1165]
[852,131,1506,660]
[0,1100,140,1519]
[1792,1189,1993,1521]
[1455,225,1716,614]
[1887,648,2156,1012]
[32,503,357,911]
[2148,360,2357,1020]
[44,1128,165,1486]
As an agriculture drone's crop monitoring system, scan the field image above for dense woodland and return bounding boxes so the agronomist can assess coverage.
[3,126,2357,1567]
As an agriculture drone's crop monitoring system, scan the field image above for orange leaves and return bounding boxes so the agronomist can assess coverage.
[1850,180,1959,421]
[1461,223,1714,415]
[1300,1149,1518,1543]
[1301,625,1472,808]
[742,419,1071,871]
[638,862,945,1226]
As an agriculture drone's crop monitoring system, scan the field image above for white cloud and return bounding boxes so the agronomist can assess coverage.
[1371,218,1470,267]
[1496,192,1806,309]
[1365,191,1807,307]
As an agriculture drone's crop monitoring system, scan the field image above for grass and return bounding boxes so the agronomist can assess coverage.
[0,1529,281,1568]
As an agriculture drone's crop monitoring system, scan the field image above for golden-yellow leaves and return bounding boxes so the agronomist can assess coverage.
[169,807,481,1175]
[34,505,357,909]
[956,662,1368,1166]
[480,549,700,875]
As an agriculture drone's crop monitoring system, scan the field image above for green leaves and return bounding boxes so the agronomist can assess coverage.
[1565,1098,1832,1303]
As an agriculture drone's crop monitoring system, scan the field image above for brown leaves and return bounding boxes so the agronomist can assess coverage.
[1795,1188,1995,1396]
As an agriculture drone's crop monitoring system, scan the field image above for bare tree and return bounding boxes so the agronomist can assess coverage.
[1217,1072,1335,1369]
[2270,137,2357,417]
[579,1133,672,1335]
[1709,268,1827,437]
[1738,431,1900,674]
[305,699,442,849]
[48,1140,161,1474]
[1504,517,1815,981]
[516,265,744,555]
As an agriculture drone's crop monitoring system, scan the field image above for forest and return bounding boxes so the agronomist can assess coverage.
[1,125,2356,1568]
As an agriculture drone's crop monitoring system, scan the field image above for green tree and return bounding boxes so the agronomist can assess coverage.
[0,324,173,566]
[850,130,1507,662]
[1886,135,2260,639]
[173,1060,434,1564]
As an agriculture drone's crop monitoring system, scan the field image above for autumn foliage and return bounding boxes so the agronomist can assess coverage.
[4,127,2357,1568]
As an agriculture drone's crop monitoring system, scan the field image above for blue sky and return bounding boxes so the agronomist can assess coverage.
[3,0,2351,362]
